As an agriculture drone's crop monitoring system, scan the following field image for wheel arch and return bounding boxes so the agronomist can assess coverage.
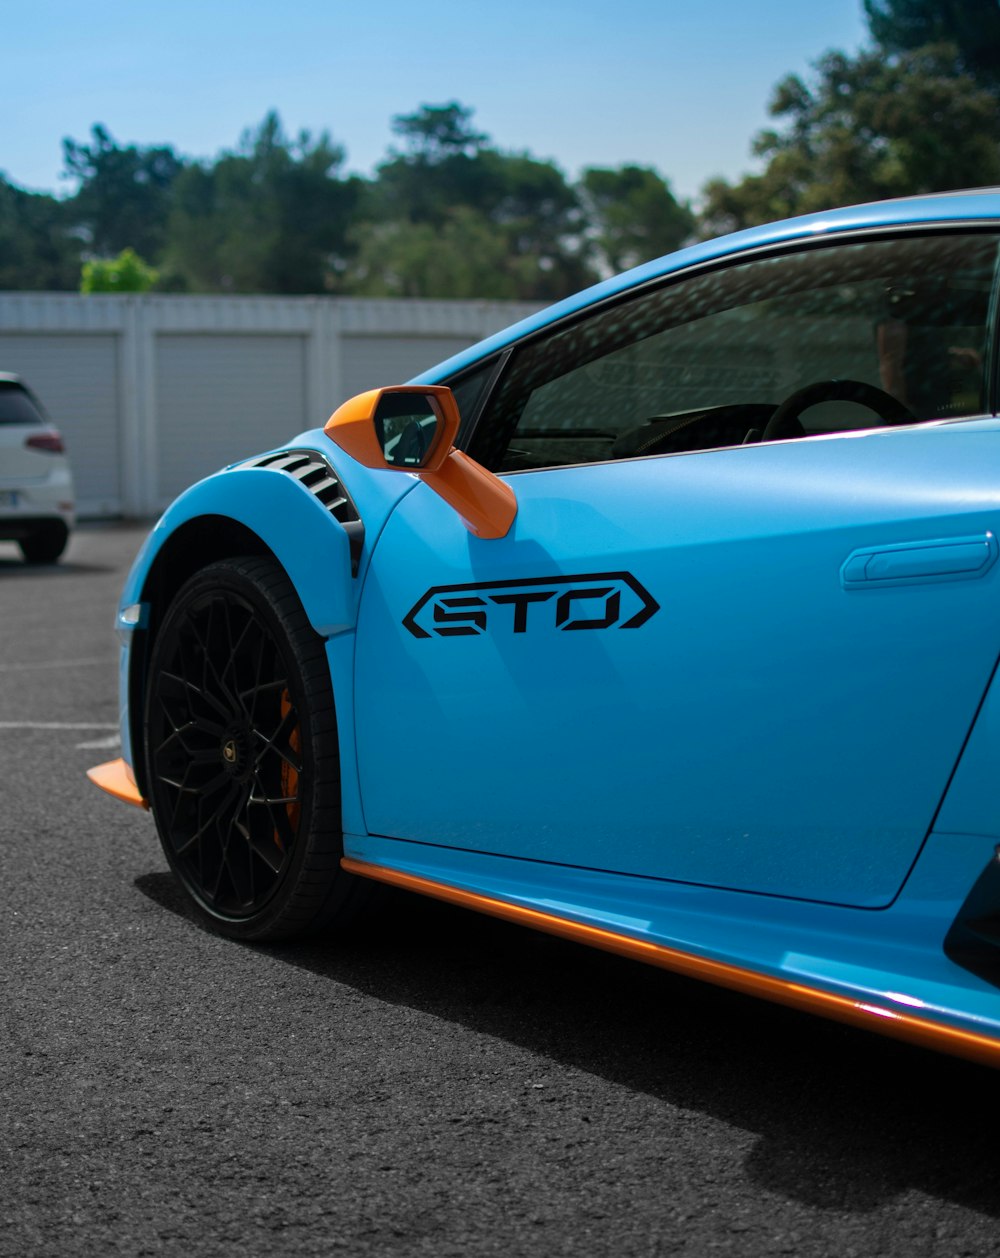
[125,468,359,798]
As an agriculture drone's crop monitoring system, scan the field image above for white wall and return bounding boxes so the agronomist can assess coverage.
[0,293,541,517]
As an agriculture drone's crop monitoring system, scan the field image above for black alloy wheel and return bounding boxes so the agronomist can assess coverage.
[144,556,361,939]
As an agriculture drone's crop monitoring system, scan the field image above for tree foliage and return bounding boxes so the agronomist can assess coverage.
[701,0,1000,239]
[12,104,649,299]
[0,177,79,290]
[389,102,489,163]
[164,112,361,293]
[346,209,521,299]
[701,45,1000,234]
[80,247,158,293]
[863,0,1000,91]
[63,124,183,259]
[349,104,596,299]
[581,165,694,273]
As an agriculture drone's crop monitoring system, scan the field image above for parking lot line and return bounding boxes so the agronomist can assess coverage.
[0,721,119,730]
[0,656,116,672]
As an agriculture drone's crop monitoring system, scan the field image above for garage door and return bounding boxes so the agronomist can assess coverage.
[340,336,474,400]
[156,334,308,506]
[0,333,122,516]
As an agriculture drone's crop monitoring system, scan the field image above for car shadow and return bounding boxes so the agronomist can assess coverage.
[136,868,1000,1220]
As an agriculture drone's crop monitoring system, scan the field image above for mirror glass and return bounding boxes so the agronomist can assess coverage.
[374,394,441,467]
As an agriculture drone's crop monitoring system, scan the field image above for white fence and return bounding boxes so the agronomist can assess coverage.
[0,293,541,518]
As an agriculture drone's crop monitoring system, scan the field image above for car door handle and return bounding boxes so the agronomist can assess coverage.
[841,533,998,589]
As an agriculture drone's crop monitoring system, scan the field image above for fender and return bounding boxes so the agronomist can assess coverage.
[144,468,354,634]
[122,434,417,637]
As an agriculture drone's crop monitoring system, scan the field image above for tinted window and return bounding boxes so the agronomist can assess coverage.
[0,383,45,426]
[450,361,497,444]
[472,233,999,472]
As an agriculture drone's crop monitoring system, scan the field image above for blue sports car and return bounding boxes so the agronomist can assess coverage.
[91,190,1000,1069]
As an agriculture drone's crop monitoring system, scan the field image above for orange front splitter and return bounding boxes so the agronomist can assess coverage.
[87,757,148,810]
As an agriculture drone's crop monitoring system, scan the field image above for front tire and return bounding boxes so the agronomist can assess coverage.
[144,556,361,940]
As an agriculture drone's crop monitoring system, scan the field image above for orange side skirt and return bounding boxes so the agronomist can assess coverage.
[87,757,148,810]
[341,856,1000,1070]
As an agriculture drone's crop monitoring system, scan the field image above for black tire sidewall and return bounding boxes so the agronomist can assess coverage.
[20,520,69,564]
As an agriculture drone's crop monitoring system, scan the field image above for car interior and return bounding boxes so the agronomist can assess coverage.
[463,231,1000,473]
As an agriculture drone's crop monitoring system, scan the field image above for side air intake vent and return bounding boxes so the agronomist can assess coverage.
[246,449,364,574]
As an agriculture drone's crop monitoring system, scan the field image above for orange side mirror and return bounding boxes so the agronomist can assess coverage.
[325,385,516,540]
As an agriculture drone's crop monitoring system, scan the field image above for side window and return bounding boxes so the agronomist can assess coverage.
[470,233,999,473]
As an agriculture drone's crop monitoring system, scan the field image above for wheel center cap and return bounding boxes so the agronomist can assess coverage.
[220,726,252,780]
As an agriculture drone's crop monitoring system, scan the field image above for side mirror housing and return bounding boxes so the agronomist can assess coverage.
[325,385,516,540]
[326,385,460,473]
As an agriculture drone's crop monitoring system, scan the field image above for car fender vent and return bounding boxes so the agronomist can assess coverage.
[245,449,364,575]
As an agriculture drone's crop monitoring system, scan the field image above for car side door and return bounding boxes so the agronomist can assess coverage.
[353,229,1000,908]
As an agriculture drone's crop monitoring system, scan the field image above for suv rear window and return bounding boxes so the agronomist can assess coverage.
[0,383,45,426]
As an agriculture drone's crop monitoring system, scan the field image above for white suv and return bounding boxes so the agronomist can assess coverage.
[0,373,75,563]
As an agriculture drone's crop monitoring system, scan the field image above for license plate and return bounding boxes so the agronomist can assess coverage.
[0,490,20,508]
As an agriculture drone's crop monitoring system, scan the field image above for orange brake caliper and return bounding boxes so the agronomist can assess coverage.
[277,689,302,850]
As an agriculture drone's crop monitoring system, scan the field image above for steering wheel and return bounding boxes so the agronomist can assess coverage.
[760,379,916,442]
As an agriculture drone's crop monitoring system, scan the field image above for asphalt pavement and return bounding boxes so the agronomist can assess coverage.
[2,523,1000,1258]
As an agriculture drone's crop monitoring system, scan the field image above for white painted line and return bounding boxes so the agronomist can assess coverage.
[0,657,117,673]
[75,734,122,750]
[0,721,120,731]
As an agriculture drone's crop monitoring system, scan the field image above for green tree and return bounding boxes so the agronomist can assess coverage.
[0,177,80,290]
[165,112,361,293]
[372,103,493,227]
[80,247,158,292]
[347,207,522,299]
[478,149,593,298]
[580,165,694,273]
[390,102,488,162]
[699,45,1000,235]
[62,125,183,260]
[8,102,699,297]
[863,0,1000,91]
[355,102,594,300]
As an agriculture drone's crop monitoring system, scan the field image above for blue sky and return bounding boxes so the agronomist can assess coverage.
[6,0,869,204]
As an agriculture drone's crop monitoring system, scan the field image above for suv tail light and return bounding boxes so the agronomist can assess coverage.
[25,430,65,454]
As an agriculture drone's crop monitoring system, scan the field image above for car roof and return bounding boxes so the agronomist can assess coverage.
[412,187,1000,384]
[0,373,25,386]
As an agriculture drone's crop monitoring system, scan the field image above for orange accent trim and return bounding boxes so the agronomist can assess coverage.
[278,688,301,846]
[324,388,385,467]
[420,450,517,540]
[324,385,460,472]
[87,757,148,810]
[341,857,1000,1069]
[324,384,515,539]
[414,392,461,473]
